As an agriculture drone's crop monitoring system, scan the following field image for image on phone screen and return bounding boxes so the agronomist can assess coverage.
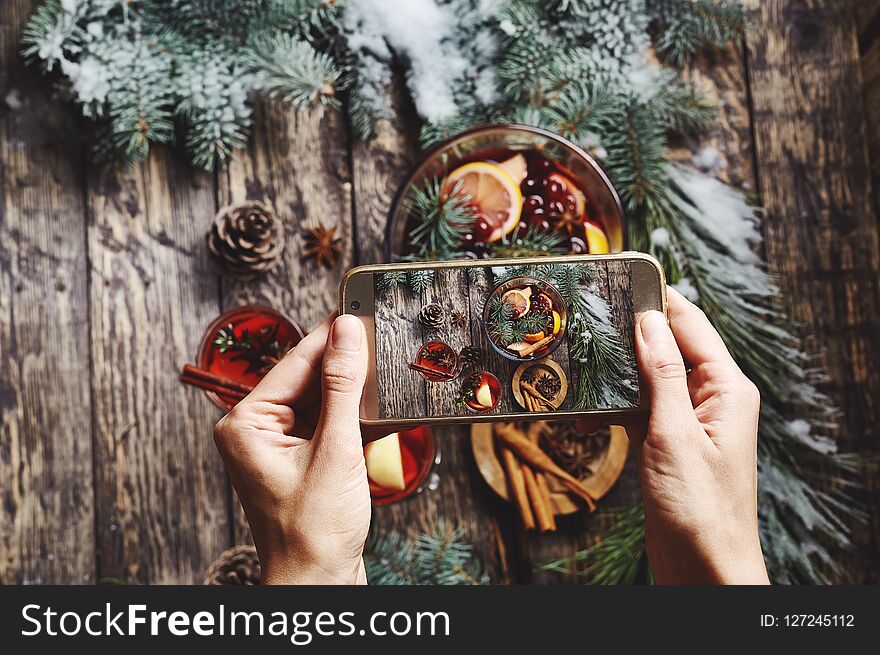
[354,259,647,421]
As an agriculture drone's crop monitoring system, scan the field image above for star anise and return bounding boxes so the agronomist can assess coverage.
[450,310,467,327]
[303,222,343,268]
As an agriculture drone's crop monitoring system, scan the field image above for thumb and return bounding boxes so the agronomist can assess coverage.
[313,314,368,452]
[636,311,694,432]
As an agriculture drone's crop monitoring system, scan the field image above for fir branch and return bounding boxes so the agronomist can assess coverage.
[540,505,650,584]
[649,0,747,65]
[244,33,340,109]
[551,264,638,409]
[364,521,487,585]
[376,270,406,295]
[405,177,477,259]
[407,269,435,294]
[491,225,568,258]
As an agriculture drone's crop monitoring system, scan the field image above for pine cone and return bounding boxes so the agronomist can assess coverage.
[207,201,284,280]
[204,545,261,585]
[460,345,482,368]
[418,303,445,330]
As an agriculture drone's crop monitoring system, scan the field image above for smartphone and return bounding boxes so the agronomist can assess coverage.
[340,253,665,427]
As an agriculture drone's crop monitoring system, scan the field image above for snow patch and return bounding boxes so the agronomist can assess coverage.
[342,0,475,123]
[693,147,727,175]
[650,227,670,248]
[672,278,699,302]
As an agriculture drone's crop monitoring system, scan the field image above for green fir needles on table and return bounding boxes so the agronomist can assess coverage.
[365,521,488,586]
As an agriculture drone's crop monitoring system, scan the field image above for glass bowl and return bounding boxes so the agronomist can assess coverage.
[483,276,568,361]
[387,123,625,261]
[368,426,440,506]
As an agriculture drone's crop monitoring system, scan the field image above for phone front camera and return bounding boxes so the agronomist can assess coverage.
[350,300,361,311]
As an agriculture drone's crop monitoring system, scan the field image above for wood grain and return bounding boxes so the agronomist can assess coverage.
[853,0,880,210]
[746,0,880,582]
[87,149,232,583]
[0,0,95,584]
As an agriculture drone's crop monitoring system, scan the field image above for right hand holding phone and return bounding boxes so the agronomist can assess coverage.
[579,287,770,584]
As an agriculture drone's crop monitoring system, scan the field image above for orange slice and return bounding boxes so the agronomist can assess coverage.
[524,330,545,343]
[445,162,522,243]
[502,289,531,318]
[584,220,610,254]
[547,172,586,217]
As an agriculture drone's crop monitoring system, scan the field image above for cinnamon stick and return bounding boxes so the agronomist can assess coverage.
[522,462,555,532]
[529,429,556,531]
[500,446,535,530]
[519,335,554,358]
[179,374,247,402]
[181,364,255,394]
[407,362,456,380]
[495,423,597,512]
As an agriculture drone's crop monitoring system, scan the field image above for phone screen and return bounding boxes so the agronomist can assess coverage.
[342,255,664,424]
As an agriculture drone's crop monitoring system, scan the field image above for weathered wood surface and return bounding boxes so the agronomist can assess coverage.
[87,150,231,584]
[2,0,880,584]
[746,0,880,582]
[0,0,95,584]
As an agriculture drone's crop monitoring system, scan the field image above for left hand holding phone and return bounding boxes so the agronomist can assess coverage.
[213,313,386,584]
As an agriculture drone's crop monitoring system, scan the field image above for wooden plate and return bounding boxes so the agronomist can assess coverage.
[471,421,629,515]
[511,358,568,410]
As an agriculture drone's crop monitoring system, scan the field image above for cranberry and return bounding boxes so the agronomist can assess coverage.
[522,178,540,192]
[547,200,564,216]
[564,194,579,214]
[524,195,543,213]
[473,218,494,243]
[546,179,565,199]
[570,236,587,253]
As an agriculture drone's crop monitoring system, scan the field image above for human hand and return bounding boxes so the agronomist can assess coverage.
[578,288,769,584]
[213,313,381,585]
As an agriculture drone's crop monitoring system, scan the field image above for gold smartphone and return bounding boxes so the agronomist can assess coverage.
[340,253,666,427]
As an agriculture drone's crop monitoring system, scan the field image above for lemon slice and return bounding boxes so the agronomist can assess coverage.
[584,221,610,254]
[445,162,523,243]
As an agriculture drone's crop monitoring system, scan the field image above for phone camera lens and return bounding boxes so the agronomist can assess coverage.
[350,300,361,311]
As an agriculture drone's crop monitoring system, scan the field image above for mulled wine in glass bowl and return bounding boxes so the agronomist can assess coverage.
[387,124,624,261]
[196,305,304,411]
[365,426,439,506]
[484,276,567,361]
[458,371,502,413]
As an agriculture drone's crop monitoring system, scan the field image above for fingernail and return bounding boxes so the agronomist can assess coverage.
[639,311,671,349]
[332,314,363,352]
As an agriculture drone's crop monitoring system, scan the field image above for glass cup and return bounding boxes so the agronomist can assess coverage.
[386,123,625,261]
[196,305,305,411]
[368,426,440,506]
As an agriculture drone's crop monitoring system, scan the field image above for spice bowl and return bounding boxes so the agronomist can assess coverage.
[512,359,568,411]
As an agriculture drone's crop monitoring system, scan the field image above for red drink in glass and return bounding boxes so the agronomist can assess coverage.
[409,340,460,382]
[197,305,304,411]
[459,371,502,413]
[368,426,437,506]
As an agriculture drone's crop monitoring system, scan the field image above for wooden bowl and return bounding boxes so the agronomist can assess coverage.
[471,422,629,515]
[512,359,568,410]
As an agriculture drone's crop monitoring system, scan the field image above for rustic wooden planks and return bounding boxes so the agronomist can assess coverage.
[853,0,880,206]
[87,149,232,583]
[0,0,95,584]
[747,0,880,582]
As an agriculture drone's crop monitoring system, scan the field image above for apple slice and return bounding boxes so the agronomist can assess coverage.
[475,379,494,408]
[499,154,527,184]
[364,433,405,491]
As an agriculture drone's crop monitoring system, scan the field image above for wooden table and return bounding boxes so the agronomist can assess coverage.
[2,1,879,584]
